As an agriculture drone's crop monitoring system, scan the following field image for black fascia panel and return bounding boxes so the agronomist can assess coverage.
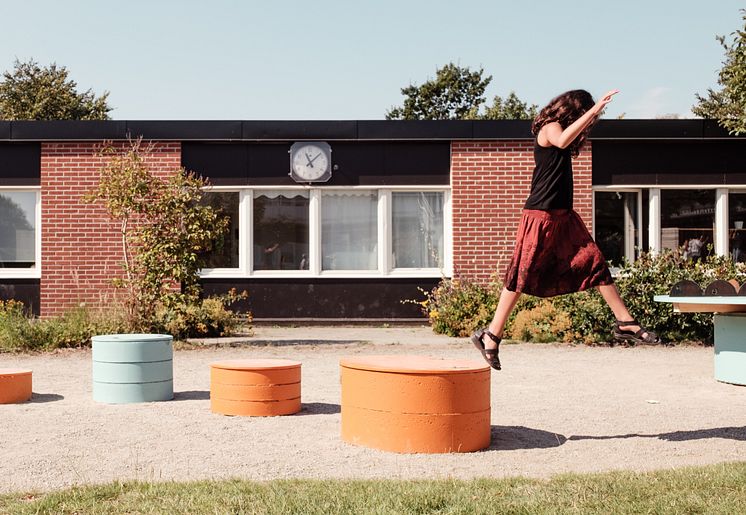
[472,120,533,139]
[591,119,705,139]
[242,121,358,140]
[702,119,736,138]
[0,121,10,140]
[0,143,41,185]
[10,120,127,140]
[126,121,242,141]
[358,120,473,140]
[182,143,249,185]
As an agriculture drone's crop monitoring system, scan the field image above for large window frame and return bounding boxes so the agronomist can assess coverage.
[200,186,452,279]
[0,187,41,279]
[593,184,746,261]
[592,187,642,265]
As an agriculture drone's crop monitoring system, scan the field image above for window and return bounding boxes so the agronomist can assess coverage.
[198,187,449,277]
[728,191,746,262]
[594,191,639,265]
[321,191,377,271]
[253,191,309,271]
[201,191,240,269]
[661,189,715,260]
[0,190,39,276]
[392,192,444,269]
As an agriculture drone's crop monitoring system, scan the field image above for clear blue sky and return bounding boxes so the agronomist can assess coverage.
[1,0,743,120]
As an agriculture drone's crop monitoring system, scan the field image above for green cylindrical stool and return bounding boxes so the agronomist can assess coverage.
[92,334,173,403]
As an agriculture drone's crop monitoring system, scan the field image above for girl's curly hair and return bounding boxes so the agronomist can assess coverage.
[531,89,597,157]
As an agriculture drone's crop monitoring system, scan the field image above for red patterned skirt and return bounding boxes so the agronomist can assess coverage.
[503,209,613,297]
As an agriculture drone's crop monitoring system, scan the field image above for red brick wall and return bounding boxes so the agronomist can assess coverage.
[40,142,181,317]
[451,140,593,285]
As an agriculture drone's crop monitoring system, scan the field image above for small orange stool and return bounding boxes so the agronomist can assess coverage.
[210,359,301,416]
[0,369,32,404]
[340,355,491,453]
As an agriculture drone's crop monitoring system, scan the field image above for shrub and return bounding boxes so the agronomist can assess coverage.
[153,289,250,340]
[417,249,746,345]
[509,300,572,343]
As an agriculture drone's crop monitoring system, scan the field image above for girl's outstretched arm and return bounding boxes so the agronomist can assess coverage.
[539,89,619,148]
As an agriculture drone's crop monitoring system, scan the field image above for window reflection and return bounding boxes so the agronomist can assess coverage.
[661,190,715,260]
[253,191,309,271]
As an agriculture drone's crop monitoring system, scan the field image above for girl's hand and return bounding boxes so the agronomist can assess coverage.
[594,89,619,114]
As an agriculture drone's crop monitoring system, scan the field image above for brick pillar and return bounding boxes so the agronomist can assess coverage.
[40,141,181,317]
[451,140,594,285]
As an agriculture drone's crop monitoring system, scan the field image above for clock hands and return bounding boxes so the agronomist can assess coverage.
[305,152,314,168]
[308,152,322,165]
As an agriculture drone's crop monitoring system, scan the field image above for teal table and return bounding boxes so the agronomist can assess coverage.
[654,295,746,386]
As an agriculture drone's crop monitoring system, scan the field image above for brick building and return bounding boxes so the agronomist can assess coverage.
[1,120,745,320]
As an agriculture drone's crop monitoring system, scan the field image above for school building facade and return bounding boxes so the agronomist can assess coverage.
[1,119,745,320]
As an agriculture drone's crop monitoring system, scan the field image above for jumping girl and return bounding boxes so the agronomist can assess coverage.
[472,89,661,370]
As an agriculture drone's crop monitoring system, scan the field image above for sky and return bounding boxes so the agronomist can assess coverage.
[0,0,743,120]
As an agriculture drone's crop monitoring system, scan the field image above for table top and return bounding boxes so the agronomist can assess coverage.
[654,295,746,313]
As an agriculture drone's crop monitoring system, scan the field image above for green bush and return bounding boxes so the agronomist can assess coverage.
[417,249,746,344]
[0,301,128,352]
[153,290,250,340]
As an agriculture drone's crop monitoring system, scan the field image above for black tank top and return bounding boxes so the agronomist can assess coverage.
[523,141,573,210]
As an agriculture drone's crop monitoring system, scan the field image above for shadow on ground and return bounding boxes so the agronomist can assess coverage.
[173,390,210,401]
[29,393,64,403]
[488,425,567,450]
[297,402,341,415]
[569,426,746,442]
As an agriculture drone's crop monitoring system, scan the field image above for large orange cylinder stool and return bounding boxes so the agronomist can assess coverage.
[0,369,32,404]
[340,355,491,453]
[210,359,301,416]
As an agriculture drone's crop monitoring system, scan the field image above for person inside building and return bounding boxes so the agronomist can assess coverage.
[472,89,662,370]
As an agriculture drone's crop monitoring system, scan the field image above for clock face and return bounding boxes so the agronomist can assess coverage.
[290,142,331,182]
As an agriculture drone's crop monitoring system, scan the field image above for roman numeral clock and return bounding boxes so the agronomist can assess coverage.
[289,141,332,183]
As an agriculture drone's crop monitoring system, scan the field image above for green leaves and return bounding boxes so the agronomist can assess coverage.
[0,58,111,120]
[386,63,537,120]
[693,10,746,134]
[87,138,232,333]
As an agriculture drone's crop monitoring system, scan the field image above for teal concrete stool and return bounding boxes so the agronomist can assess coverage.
[92,334,174,403]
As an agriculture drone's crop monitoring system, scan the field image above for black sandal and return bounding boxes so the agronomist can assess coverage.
[471,328,501,370]
[613,320,662,345]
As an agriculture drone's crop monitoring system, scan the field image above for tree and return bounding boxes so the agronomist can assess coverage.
[85,138,230,329]
[387,63,492,120]
[482,92,538,120]
[693,10,746,134]
[0,58,111,120]
[386,63,536,120]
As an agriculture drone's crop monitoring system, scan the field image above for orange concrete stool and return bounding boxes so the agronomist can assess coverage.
[340,355,491,453]
[210,359,301,416]
[0,369,32,404]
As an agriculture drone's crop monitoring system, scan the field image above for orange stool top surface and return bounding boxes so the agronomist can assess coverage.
[340,355,488,374]
[210,359,301,371]
[0,369,32,377]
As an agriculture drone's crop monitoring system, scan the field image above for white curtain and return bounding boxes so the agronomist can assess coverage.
[321,192,377,270]
[392,192,444,268]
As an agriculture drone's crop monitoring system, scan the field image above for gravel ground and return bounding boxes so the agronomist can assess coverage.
[2,326,746,494]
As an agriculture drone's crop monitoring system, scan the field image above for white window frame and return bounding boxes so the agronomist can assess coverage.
[591,186,642,264]
[199,185,452,279]
[594,184,746,259]
[0,187,41,279]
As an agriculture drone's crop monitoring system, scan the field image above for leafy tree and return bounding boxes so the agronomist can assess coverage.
[387,63,536,120]
[482,92,538,120]
[693,10,746,134]
[0,58,111,120]
[85,138,230,329]
[387,63,492,120]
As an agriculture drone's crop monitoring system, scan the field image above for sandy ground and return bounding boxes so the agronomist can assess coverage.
[2,325,746,494]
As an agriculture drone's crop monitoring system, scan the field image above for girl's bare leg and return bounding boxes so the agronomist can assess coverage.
[483,288,522,349]
[596,283,651,336]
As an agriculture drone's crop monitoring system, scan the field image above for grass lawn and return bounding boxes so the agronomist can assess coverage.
[1,462,745,514]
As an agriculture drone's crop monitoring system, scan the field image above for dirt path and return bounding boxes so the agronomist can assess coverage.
[2,326,746,494]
